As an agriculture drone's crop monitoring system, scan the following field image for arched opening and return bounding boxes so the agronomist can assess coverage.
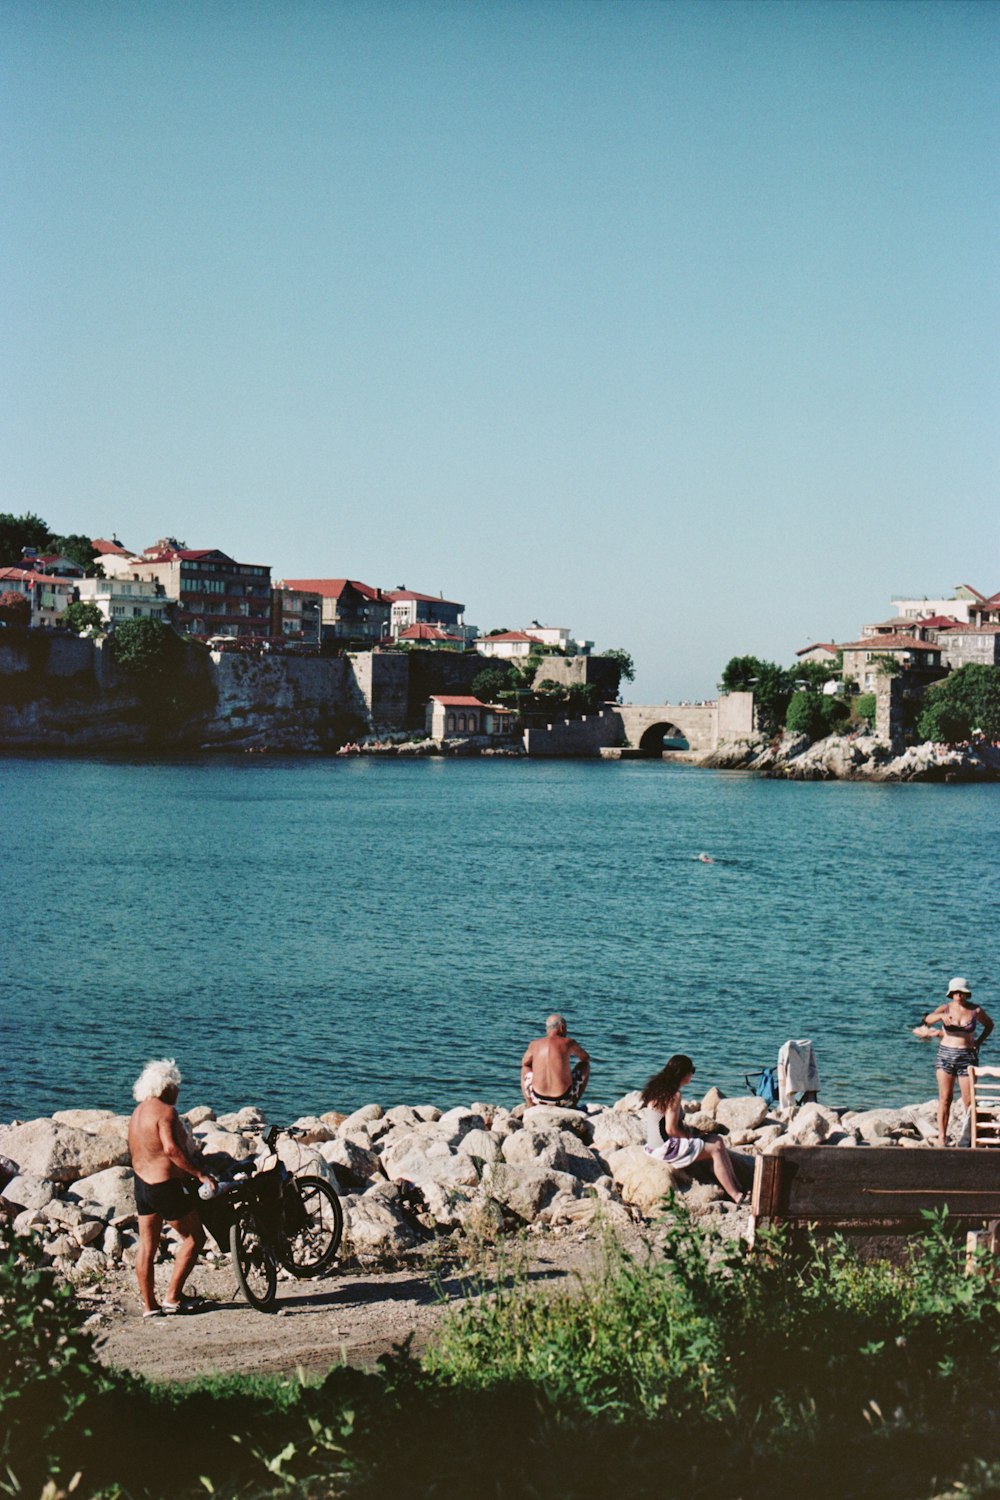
[638,722,690,755]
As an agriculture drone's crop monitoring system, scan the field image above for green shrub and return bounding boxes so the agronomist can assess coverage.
[785,690,850,740]
[7,1209,1000,1499]
[854,692,876,728]
[0,1219,106,1485]
[919,664,1000,743]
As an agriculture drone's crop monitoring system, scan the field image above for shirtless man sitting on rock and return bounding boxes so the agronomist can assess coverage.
[521,1014,590,1110]
[128,1058,215,1318]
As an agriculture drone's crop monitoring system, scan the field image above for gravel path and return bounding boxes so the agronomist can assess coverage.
[90,1234,624,1385]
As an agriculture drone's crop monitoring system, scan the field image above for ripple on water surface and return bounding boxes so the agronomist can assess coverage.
[1,755,998,1119]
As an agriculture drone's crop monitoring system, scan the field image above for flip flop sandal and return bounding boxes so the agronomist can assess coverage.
[163,1294,207,1314]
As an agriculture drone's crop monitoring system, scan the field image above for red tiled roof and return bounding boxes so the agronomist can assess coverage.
[92,537,131,556]
[430,696,486,707]
[142,547,220,561]
[0,567,74,587]
[840,635,941,652]
[795,642,839,657]
[386,589,464,607]
[915,615,960,629]
[398,623,461,641]
[282,578,382,601]
[481,631,536,643]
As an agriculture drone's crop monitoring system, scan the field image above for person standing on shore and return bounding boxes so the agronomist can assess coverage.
[128,1058,215,1318]
[913,979,993,1147]
[521,1014,590,1109]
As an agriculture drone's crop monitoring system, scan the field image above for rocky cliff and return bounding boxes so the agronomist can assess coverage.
[699,730,1000,781]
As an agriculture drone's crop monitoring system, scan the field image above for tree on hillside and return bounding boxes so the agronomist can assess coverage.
[718,655,793,737]
[0,591,31,632]
[785,690,849,740]
[0,512,51,567]
[62,601,105,636]
[48,534,101,575]
[109,617,183,680]
[471,665,514,701]
[853,693,876,729]
[792,657,842,690]
[603,648,635,683]
[919,664,1000,743]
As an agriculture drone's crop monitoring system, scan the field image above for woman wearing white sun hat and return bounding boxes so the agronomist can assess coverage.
[913,979,993,1146]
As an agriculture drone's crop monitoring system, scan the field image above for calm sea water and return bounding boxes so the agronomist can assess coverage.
[2,755,998,1123]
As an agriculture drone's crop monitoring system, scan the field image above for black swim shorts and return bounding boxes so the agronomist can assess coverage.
[134,1175,195,1220]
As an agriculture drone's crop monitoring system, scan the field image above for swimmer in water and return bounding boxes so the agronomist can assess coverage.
[697,852,714,863]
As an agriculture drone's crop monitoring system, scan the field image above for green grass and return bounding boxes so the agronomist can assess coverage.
[5,1205,1000,1499]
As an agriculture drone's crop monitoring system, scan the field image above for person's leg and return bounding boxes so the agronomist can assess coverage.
[165,1210,205,1304]
[568,1059,589,1106]
[703,1139,743,1203]
[936,1068,956,1146]
[135,1213,163,1313]
[957,1070,974,1142]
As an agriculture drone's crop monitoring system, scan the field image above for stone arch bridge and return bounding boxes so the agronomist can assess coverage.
[520,693,755,758]
[616,702,717,753]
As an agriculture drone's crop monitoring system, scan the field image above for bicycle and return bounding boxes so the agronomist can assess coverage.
[200,1124,343,1313]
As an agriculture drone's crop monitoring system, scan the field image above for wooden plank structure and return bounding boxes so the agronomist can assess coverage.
[751,1146,1000,1252]
[970,1066,1000,1149]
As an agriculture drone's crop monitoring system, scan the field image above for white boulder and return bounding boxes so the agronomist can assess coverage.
[715,1097,769,1133]
[605,1145,685,1214]
[0,1120,130,1183]
[1,1174,57,1211]
[67,1166,137,1220]
[591,1112,645,1153]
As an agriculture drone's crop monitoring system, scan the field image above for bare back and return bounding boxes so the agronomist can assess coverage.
[522,1034,578,1097]
[128,1097,185,1184]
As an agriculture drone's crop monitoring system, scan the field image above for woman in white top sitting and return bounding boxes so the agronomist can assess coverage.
[641,1054,745,1204]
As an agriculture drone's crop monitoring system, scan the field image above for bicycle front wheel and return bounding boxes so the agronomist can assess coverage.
[280,1175,343,1278]
[230,1211,278,1311]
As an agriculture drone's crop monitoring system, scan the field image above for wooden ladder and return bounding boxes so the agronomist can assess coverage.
[970,1066,1000,1149]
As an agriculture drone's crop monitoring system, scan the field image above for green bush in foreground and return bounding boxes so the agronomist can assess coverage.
[6,1208,1000,1499]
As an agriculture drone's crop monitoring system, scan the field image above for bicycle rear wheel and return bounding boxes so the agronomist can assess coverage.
[280,1175,343,1278]
[230,1210,278,1311]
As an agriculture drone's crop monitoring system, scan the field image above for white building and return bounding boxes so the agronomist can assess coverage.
[522,621,593,654]
[476,631,538,659]
[74,575,176,627]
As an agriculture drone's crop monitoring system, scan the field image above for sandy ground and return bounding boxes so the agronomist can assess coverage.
[89,1230,639,1385]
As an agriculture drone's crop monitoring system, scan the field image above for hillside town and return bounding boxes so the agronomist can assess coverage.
[796,583,1000,687]
[1,520,998,768]
[0,530,595,659]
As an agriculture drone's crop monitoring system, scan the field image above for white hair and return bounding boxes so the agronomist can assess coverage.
[132,1058,182,1103]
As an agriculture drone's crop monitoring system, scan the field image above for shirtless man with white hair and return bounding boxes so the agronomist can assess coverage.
[128,1058,215,1318]
[520,1014,590,1109]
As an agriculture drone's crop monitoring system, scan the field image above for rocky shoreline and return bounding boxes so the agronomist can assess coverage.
[699,731,1000,781]
[0,1089,961,1281]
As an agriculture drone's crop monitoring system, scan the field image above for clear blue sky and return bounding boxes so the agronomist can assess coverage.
[3,0,997,701]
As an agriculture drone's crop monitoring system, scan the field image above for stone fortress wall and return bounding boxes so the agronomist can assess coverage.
[1,636,751,756]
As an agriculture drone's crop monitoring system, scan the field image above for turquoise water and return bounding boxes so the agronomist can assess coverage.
[2,755,998,1122]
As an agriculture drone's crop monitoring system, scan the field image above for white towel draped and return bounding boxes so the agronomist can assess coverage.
[777,1038,820,1109]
